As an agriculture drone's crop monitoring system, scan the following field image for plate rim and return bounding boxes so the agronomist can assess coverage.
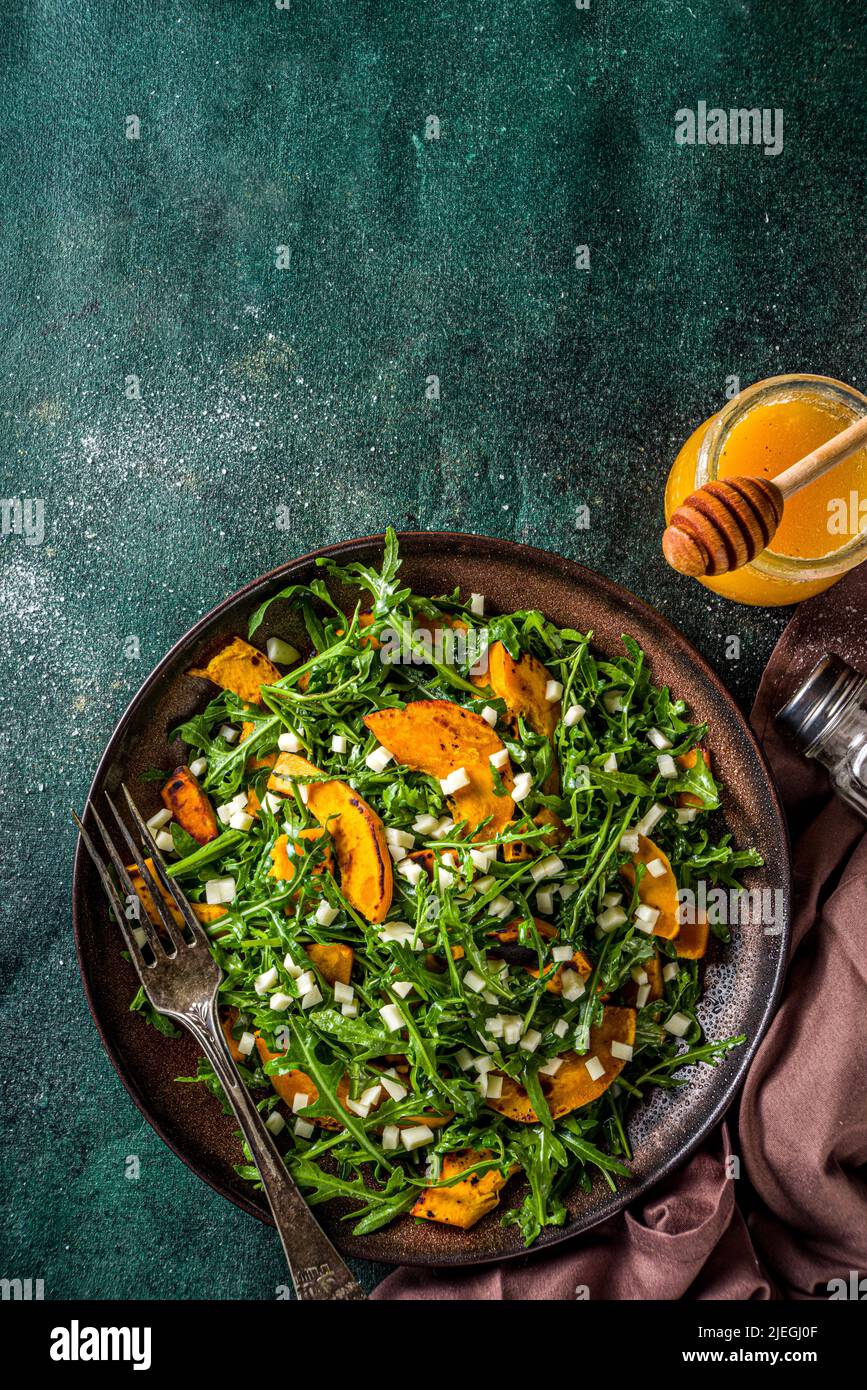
[72,530,791,1267]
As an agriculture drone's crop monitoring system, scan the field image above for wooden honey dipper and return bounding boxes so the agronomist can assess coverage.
[663,413,867,576]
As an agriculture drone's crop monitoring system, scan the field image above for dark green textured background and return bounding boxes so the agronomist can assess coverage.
[1,0,864,1299]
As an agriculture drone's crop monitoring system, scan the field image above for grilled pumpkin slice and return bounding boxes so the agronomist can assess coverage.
[486,1006,636,1123]
[267,753,392,922]
[188,635,282,706]
[364,701,514,840]
[160,765,218,845]
[620,835,680,940]
[411,1149,515,1229]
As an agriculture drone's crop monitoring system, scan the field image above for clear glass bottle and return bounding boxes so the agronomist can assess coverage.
[775,654,867,817]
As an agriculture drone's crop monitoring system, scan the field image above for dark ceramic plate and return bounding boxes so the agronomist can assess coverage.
[72,533,790,1267]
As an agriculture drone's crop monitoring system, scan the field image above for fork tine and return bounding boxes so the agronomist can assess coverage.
[102,793,187,954]
[87,801,169,956]
[120,783,211,949]
[72,809,151,978]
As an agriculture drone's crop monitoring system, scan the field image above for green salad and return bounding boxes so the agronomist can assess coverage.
[133,530,760,1245]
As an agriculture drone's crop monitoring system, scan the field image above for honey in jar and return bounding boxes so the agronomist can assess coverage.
[665,374,867,605]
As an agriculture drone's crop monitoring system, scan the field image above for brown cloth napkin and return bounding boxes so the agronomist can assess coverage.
[372,565,867,1301]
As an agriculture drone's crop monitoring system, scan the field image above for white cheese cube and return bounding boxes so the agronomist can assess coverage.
[440,767,470,794]
[205,876,236,906]
[400,1125,434,1152]
[365,745,394,773]
[664,1012,691,1038]
[511,772,533,802]
[648,728,672,750]
[267,637,299,664]
[382,1125,400,1151]
[531,855,565,883]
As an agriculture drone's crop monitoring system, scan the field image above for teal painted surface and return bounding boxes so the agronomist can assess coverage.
[1,0,864,1298]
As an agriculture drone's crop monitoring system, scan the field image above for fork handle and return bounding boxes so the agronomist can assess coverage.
[188,1006,366,1301]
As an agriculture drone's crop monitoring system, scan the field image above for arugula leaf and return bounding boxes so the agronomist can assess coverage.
[248,579,342,639]
[129,986,181,1038]
[503,1127,568,1245]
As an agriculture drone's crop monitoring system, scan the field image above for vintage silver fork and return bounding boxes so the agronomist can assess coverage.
[74,785,366,1302]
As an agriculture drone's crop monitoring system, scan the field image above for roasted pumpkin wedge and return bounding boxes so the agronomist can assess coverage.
[303,779,392,923]
[126,859,227,929]
[411,1149,515,1229]
[188,635,282,706]
[405,848,436,878]
[479,641,561,741]
[503,807,567,861]
[405,848,468,897]
[475,642,561,792]
[623,952,665,1005]
[677,746,712,808]
[364,701,514,839]
[491,917,592,994]
[491,916,556,946]
[267,749,320,794]
[268,827,335,883]
[220,1008,246,1063]
[676,915,710,959]
[239,720,278,771]
[160,765,218,845]
[620,834,680,940]
[365,700,504,776]
[255,1036,346,1130]
[449,762,514,838]
[501,839,531,863]
[528,945,593,996]
[267,752,392,922]
[486,1006,636,1123]
[305,941,353,985]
